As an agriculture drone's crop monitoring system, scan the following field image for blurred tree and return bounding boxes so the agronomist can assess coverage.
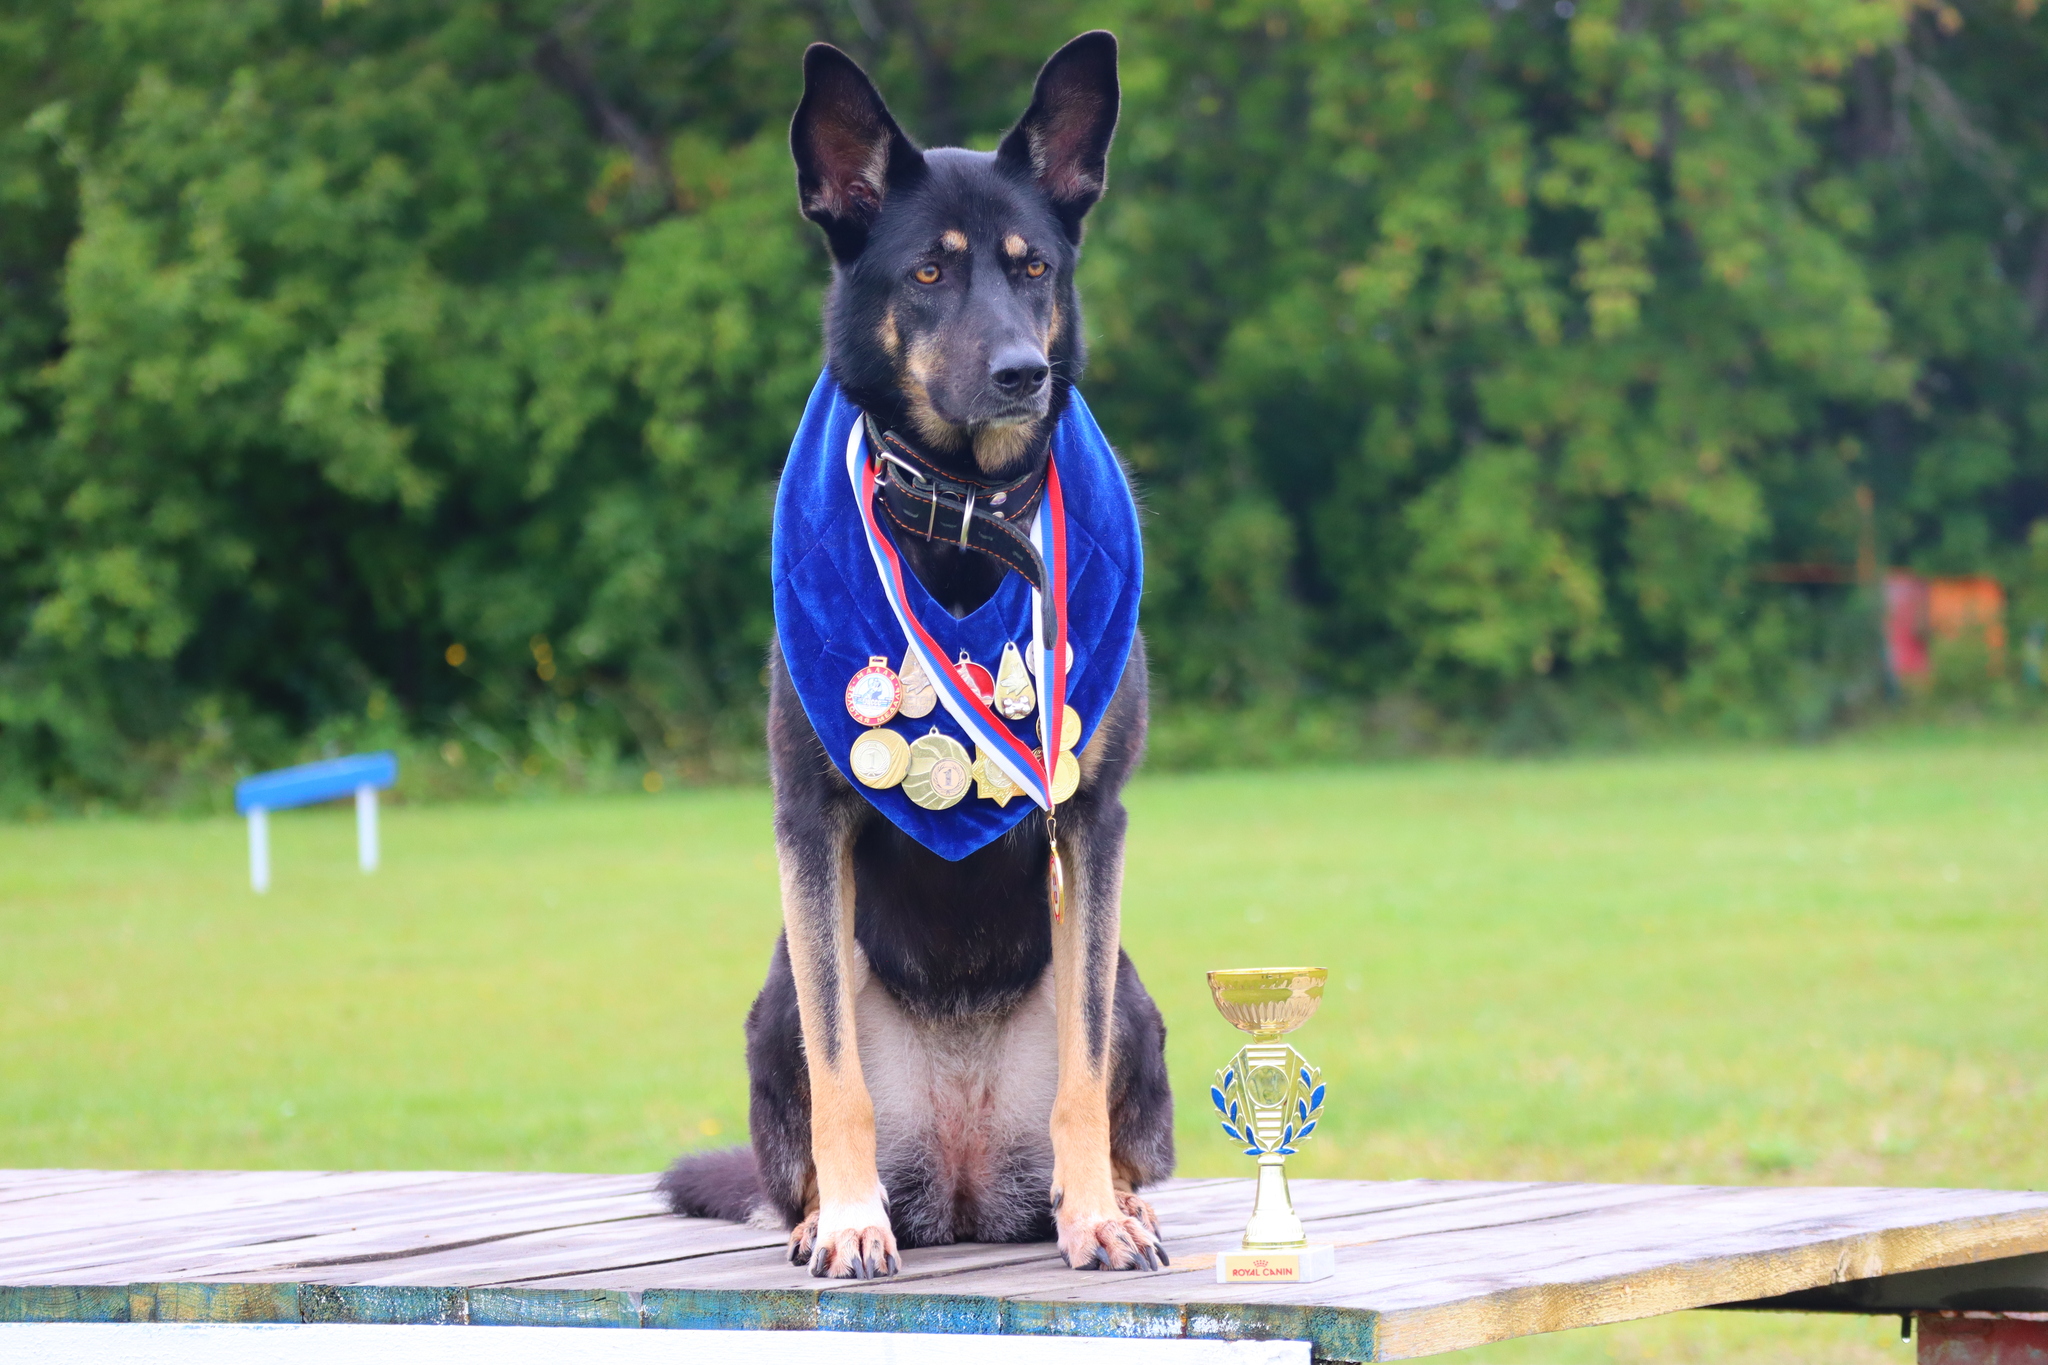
[1092,0,1919,732]
[0,0,2044,804]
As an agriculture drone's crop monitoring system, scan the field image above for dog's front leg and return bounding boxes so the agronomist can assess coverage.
[778,812,898,1279]
[1049,801,1165,1271]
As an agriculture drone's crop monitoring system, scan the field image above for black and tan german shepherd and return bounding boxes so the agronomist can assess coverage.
[659,32,1174,1279]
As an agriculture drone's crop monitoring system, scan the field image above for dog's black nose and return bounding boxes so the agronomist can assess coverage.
[990,347,1050,397]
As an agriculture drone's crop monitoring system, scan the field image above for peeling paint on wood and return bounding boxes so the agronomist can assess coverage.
[467,1288,639,1328]
[998,1298,1188,1341]
[820,1290,1006,1336]
[298,1285,467,1325]
[0,1285,130,1323]
[638,1287,820,1332]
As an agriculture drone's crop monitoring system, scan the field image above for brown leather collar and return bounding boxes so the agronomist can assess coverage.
[864,415,1051,594]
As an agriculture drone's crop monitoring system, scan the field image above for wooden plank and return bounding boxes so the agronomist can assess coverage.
[520,1180,1545,1291]
[0,1182,667,1282]
[0,1285,133,1323]
[0,1173,653,1249]
[0,1171,345,1225]
[0,1184,647,1281]
[9,1175,1239,1290]
[7,1171,2048,1362]
[750,1182,1663,1303]
[805,1184,2048,1360]
[0,1168,161,1190]
[0,1171,488,1242]
[1318,1185,2048,1313]
[1724,1247,2048,1312]
[1357,1193,2048,1358]
[0,1171,160,1203]
[955,1184,2048,1308]
[971,1185,2048,1360]
[754,1189,1639,1356]
[266,1221,789,1289]
[482,1181,1749,1297]
[0,1171,653,1233]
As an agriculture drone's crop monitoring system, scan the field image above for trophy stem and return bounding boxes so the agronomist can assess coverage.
[1241,1153,1307,1250]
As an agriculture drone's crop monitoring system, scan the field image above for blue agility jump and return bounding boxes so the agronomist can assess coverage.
[234,752,397,892]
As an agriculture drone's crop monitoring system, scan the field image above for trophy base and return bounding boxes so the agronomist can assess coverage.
[1215,1243,1336,1284]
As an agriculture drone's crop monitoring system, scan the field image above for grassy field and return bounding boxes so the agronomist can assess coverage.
[3,726,2044,1363]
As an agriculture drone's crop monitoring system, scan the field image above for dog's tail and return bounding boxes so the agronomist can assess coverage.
[658,1146,766,1223]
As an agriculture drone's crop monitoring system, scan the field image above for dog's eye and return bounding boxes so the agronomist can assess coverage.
[914,264,942,284]
[1025,259,1048,278]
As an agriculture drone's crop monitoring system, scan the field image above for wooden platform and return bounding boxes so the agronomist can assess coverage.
[6,1170,2048,1361]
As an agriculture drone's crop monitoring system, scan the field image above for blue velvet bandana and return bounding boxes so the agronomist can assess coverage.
[772,371,1142,861]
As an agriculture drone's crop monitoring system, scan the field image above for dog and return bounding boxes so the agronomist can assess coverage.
[659,31,1174,1280]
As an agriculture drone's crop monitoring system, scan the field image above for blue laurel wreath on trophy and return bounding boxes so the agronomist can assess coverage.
[1211,1055,1326,1158]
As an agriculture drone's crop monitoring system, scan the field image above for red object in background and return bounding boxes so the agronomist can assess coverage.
[1885,571,2006,683]
[1886,571,1930,681]
[1916,1313,2048,1365]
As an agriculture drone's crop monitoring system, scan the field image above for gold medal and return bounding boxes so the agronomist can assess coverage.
[993,641,1036,720]
[973,748,1021,806]
[904,730,973,810]
[1047,704,1082,754]
[849,728,910,789]
[897,649,937,718]
[844,657,902,727]
[1048,833,1065,925]
[1037,746,1080,804]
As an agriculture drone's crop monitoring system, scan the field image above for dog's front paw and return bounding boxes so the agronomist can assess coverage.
[805,1196,900,1279]
[1055,1193,1168,1271]
[787,1211,819,1266]
[1116,1189,1163,1240]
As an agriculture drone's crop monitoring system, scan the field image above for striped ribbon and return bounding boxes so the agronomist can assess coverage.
[845,421,1069,810]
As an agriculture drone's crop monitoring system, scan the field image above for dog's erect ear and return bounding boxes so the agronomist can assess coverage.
[791,44,925,261]
[997,31,1119,243]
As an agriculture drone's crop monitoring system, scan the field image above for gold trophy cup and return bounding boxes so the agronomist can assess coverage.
[1207,967,1336,1284]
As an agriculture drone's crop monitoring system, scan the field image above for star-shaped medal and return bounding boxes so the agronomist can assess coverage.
[972,748,1020,806]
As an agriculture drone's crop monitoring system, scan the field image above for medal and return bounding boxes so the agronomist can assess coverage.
[904,730,973,810]
[1036,747,1080,804]
[954,651,995,707]
[1049,704,1081,754]
[993,641,1036,720]
[973,747,1021,806]
[849,728,910,789]
[1048,824,1065,925]
[845,657,902,727]
[897,649,937,718]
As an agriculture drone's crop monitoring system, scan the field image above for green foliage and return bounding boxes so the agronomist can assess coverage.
[2,0,2046,803]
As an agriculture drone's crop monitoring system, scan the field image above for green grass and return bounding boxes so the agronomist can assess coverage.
[3,726,2045,1363]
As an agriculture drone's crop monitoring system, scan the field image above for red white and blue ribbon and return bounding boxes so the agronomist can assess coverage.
[844,422,1068,809]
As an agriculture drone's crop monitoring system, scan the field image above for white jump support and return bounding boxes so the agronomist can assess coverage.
[247,807,270,894]
[356,784,379,873]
